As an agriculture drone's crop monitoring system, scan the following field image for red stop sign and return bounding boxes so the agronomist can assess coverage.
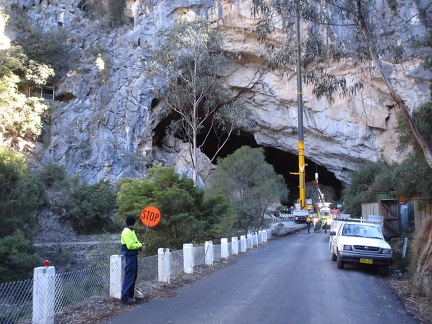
[140,205,161,228]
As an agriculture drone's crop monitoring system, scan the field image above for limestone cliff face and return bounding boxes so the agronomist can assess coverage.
[1,0,431,186]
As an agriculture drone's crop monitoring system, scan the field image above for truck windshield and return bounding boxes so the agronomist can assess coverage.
[341,224,383,239]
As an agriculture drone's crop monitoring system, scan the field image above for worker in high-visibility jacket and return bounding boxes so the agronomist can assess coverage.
[120,215,145,304]
[322,217,328,234]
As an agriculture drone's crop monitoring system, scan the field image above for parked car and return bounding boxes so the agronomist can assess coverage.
[329,222,393,275]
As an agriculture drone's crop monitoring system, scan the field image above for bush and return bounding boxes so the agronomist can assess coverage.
[116,165,236,253]
[0,230,41,282]
[66,180,117,234]
[0,148,44,239]
[342,161,395,216]
[206,146,288,234]
[40,163,67,188]
[17,28,70,78]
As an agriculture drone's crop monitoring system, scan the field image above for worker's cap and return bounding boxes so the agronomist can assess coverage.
[126,215,137,226]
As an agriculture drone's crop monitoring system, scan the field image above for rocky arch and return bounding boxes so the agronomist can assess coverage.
[152,115,343,206]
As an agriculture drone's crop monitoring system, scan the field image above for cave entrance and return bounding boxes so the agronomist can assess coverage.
[198,131,342,205]
[152,115,342,205]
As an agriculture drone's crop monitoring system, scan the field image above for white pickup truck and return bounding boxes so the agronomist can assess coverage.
[329,221,393,275]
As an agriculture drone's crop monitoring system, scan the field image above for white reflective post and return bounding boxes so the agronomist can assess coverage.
[183,243,194,274]
[205,241,214,266]
[109,255,124,299]
[158,248,171,283]
[33,266,55,324]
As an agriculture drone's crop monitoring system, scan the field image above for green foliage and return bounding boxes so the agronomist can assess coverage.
[344,101,432,213]
[0,230,41,282]
[200,194,236,238]
[66,180,117,235]
[16,28,69,78]
[40,162,67,188]
[207,146,288,233]
[0,42,52,139]
[392,154,432,202]
[0,148,44,239]
[391,103,432,202]
[116,165,235,253]
[396,102,432,150]
[342,161,395,216]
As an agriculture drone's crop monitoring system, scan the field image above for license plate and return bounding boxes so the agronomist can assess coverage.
[360,258,373,264]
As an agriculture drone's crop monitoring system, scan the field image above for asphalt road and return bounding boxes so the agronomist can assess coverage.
[106,228,417,324]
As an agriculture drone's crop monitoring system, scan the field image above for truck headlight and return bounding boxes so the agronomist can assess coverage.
[339,244,352,251]
[381,248,392,254]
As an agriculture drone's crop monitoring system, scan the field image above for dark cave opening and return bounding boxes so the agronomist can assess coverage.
[152,115,342,206]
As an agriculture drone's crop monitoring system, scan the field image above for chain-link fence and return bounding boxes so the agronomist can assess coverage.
[0,279,33,323]
[54,264,110,313]
[171,249,184,276]
[0,231,271,323]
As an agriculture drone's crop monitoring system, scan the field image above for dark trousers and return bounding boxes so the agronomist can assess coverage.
[307,222,311,233]
[121,255,137,301]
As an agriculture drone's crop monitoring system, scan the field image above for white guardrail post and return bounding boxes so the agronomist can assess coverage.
[221,238,229,259]
[231,237,239,255]
[109,255,124,299]
[240,235,247,252]
[205,241,214,266]
[33,266,55,324]
[258,231,263,245]
[263,229,268,242]
[247,233,253,249]
[183,243,194,274]
[253,232,259,247]
[158,248,171,284]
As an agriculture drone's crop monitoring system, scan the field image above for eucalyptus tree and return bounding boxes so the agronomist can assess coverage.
[251,0,432,166]
[148,12,253,186]
[206,146,288,234]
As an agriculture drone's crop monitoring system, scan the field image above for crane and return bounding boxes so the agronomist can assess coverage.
[290,10,313,222]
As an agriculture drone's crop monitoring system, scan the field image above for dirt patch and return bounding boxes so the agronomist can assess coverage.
[384,273,432,323]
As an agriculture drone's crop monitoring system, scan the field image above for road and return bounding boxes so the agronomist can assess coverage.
[106,226,417,324]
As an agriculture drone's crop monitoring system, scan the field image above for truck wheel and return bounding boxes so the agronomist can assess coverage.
[332,252,337,261]
[337,257,344,269]
[381,266,389,276]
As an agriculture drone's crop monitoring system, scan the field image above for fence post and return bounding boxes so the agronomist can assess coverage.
[258,231,263,245]
[267,228,272,240]
[109,255,124,299]
[205,241,213,266]
[231,237,239,255]
[263,229,268,242]
[240,235,247,252]
[221,238,229,259]
[247,233,253,249]
[33,266,55,324]
[253,232,259,247]
[183,243,194,274]
[158,248,171,284]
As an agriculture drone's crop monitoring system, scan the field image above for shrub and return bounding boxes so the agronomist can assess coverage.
[206,146,288,234]
[342,161,395,216]
[40,163,67,188]
[66,180,117,234]
[0,148,43,239]
[0,230,41,282]
[116,165,236,253]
